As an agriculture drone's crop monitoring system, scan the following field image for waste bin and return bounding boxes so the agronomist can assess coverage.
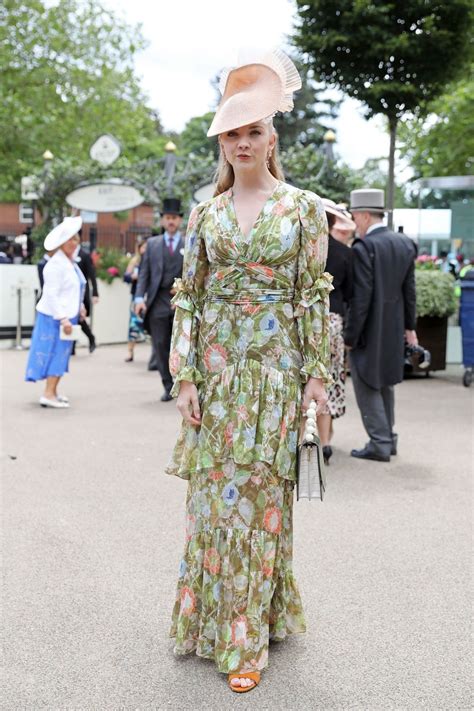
[460,278,474,386]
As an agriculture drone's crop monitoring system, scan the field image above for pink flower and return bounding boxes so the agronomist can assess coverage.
[224,421,234,447]
[209,470,224,481]
[107,266,119,276]
[203,547,221,575]
[203,344,228,373]
[180,586,196,617]
[169,349,180,376]
[236,405,249,422]
[231,615,248,647]
[263,507,282,535]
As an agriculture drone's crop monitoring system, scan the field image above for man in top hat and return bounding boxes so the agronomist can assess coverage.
[344,189,418,462]
[135,198,185,401]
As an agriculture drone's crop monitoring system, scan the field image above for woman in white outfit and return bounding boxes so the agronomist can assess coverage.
[25,216,86,408]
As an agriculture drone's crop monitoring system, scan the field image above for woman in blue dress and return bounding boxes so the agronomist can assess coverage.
[25,216,86,408]
[123,236,147,362]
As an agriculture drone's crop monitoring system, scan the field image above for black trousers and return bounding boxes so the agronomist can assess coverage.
[80,318,95,346]
[350,355,397,457]
[149,309,174,393]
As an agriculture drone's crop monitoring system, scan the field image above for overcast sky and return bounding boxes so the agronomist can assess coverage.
[104,0,390,169]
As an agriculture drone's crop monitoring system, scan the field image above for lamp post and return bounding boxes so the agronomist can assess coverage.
[164,141,177,195]
[42,149,54,171]
[315,130,336,180]
[41,149,54,224]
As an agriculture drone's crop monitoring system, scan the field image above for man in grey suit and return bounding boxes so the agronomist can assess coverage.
[135,198,185,401]
[344,189,418,462]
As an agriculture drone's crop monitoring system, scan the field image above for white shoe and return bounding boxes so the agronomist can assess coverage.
[39,396,70,409]
[57,395,69,403]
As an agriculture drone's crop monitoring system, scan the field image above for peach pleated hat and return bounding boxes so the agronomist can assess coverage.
[207,49,302,137]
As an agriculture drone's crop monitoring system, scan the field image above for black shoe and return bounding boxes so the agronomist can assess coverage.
[124,355,134,363]
[323,445,333,465]
[148,365,158,371]
[351,447,390,462]
[160,392,173,402]
[89,340,96,354]
[391,445,397,456]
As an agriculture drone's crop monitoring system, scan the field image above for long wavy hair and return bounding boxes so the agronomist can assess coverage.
[213,126,285,196]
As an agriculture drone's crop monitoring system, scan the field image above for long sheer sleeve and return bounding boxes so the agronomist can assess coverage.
[169,204,209,397]
[294,190,333,384]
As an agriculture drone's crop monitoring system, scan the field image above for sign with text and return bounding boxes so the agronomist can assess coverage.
[66,182,144,212]
[21,176,40,201]
[89,134,121,166]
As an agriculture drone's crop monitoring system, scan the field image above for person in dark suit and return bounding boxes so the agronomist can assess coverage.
[318,198,354,464]
[135,197,185,401]
[74,236,99,353]
[345,189,418,462]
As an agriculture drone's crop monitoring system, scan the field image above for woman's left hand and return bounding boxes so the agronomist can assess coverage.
[80,304,87,320]
[302,377,328,415]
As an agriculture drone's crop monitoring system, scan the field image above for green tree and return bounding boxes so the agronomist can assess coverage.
[280,144,361,203]
[179,112,218,158]
[274,61,340,151]
[293,0,473,227]
[0,0,166,201]
[399,70,474,177]
[28,151,217,233]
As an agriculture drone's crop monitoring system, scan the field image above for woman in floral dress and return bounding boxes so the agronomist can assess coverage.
[165,50,332,693]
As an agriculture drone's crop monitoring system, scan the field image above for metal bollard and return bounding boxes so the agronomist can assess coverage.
[14,287,24,350]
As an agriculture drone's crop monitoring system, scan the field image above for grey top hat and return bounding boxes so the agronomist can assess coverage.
[350,189,385,213]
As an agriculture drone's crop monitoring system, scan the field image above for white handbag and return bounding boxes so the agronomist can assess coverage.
[296,399,326,501]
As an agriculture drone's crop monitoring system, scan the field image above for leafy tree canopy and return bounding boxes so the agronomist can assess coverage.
[293,0,473,123]
[292,0,473,222]
[178,112,218,158]
[273,61,340,150]
[281,144,361,203]
[0,0,167,201]
[399,70,474,177]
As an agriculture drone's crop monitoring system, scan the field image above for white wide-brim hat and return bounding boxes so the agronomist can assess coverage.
[44,216,82,251]
[322,198,356,231]
[207,49,302,137]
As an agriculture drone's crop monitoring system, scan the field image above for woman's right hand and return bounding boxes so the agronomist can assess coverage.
[176,381,201,427]
[62,319,72,335]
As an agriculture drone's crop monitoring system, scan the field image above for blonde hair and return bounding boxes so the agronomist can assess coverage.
[213,126,285,196]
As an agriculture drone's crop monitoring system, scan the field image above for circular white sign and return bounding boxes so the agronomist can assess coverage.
[90,135,121,166]
[66,183,144,212]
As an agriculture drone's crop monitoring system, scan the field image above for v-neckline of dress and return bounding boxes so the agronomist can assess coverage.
[228,181,280,242]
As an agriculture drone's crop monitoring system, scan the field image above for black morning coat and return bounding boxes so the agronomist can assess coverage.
[76,248,99,316]
[344,226,417,389]
[135,234,184,329]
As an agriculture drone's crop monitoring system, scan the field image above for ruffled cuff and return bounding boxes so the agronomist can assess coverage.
[170,366,204,398]
[300,360,333,385]
[171,279,201,318]
[293,272,333,318]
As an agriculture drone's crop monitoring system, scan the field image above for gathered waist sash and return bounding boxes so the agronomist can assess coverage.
[206,288,295,305]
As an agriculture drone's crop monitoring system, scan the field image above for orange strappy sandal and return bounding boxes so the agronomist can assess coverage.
[228,671,261,693]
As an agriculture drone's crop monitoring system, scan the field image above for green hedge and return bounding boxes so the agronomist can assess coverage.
[415,270,457,318]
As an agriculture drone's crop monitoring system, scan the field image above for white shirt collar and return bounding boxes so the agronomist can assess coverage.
[365,221,385,236]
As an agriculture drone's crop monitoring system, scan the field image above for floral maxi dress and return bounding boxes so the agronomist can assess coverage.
[166,181,332,674]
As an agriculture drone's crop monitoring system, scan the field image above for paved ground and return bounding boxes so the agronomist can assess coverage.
[2,344,472,710]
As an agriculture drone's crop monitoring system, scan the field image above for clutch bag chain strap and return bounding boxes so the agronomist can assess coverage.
[297,399,326,501]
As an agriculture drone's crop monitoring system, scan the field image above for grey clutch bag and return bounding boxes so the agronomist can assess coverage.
[296,399,326,501]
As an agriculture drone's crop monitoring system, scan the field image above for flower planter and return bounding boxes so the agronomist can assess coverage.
[413,315,448,374]
[91,278,131,345]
